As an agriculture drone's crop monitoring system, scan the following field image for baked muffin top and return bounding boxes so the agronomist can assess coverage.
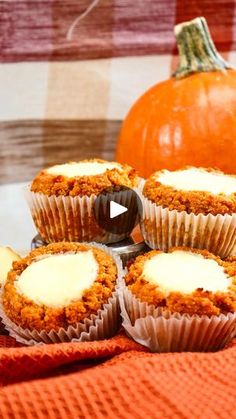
[31,158,138,196]
[125,247,236,316]
[143,167,236,215]
[3,242,118,332]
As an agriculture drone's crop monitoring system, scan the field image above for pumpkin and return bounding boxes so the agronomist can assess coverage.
[116,17,236,177]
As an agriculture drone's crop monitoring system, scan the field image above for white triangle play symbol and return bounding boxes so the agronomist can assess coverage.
[110,201,128,219]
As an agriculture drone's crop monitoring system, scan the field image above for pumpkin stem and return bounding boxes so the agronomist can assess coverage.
[173,17,232,79]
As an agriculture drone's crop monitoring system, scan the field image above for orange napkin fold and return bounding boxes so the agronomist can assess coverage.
[0,334,235,418]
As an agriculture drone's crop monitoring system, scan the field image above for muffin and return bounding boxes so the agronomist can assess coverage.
[2,242,122,344]
[119,247,236,352]
[27,158,138,244]
[140,167,236,257]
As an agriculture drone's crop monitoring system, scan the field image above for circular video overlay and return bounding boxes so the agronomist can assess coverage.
[93,186,142,235]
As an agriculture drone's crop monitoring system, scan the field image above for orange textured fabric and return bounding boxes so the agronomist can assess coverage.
[0,334,235,418]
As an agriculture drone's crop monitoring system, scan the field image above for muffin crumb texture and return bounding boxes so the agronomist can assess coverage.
[125,247,236,316]
[31,159,138,196]
[143,167,236,215]
[3,242,117,332]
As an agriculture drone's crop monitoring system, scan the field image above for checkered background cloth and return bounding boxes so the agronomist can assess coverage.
[2,0,236,184]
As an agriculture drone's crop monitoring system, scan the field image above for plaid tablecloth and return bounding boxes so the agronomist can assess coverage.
[1,0,236,183]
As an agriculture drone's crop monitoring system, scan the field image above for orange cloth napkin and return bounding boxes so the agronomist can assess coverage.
[0,334,235,418]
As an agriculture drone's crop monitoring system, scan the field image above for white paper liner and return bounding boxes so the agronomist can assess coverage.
[119,283,236,352]
[139,195,236,258]
[25,187,133,244]
[233,245,236,256]
[0,243,124,346]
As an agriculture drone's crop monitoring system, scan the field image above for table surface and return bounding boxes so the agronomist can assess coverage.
[0,182,36,253]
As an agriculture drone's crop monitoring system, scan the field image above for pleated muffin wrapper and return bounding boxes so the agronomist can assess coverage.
[118,282,236,353]
[25,186,137,244]
[139,194,236,259]
[0,244,124,346]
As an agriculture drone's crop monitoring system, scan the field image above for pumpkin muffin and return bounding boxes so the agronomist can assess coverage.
[27,158,138,244]
[140,167,236,257]
[2,242,119,335]
[125,247,236,316]
[120,247,236,352]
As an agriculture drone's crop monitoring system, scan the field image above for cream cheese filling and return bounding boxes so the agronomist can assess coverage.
[156,168,236,195]
[142,250,231,294]
[0,247,20,286]
[46,161,121,177]
[15,251,99,307]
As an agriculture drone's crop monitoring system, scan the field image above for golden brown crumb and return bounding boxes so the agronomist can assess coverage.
[225,255,236,264]
[3,242,117,332]
[31,159,138,196]
[143,167,236,215]
[125,247,236,316]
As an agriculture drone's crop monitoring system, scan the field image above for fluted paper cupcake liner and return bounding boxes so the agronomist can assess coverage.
[0,244,124,346]
[119,283,236,352]
[139,195,236,258]
[25,187,135,244]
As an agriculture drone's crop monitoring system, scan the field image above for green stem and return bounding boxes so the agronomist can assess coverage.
[173,17,232,79]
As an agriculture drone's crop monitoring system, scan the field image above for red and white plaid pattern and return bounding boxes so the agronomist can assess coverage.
[1,0,236,181]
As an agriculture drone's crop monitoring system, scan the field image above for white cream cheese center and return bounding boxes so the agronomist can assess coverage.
[0,247,20,285]
[16,251,99,307]
[142,250,231,294]
[46,162,121,177]
[157,168,236,195]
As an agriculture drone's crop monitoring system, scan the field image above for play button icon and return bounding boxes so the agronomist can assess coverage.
[93,186,142,238]
[110,201,128,219]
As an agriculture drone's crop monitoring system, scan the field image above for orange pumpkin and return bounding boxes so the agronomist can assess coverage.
[116,17,236,177]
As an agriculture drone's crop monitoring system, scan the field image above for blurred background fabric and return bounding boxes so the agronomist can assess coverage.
[1,0,236,184]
